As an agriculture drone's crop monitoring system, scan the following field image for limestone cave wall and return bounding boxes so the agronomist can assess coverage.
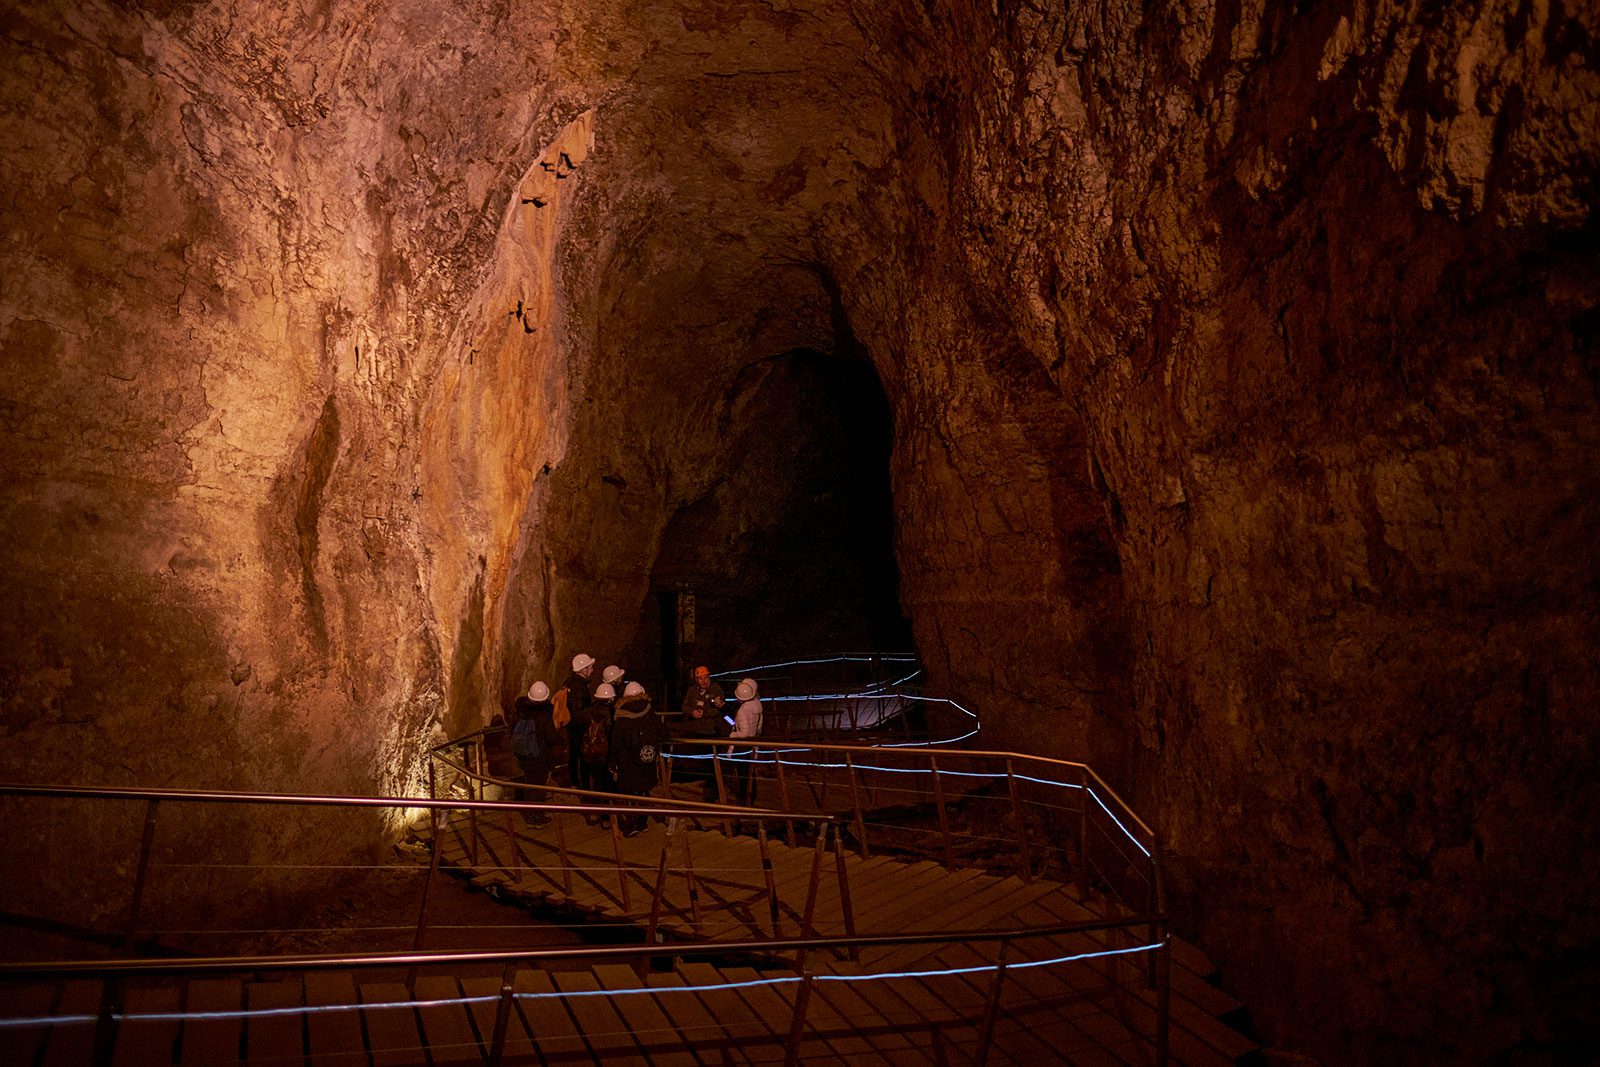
[1,0,1597,1060]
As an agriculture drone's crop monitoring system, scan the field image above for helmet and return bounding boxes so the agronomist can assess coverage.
[594,682,616,700]
[602,664,625,684]
[735,678,758,702]
[571,653,595,672]
[623,681,645,697]
[528,681,550,701]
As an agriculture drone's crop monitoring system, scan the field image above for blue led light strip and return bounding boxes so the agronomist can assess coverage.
[0,941,1162,1029]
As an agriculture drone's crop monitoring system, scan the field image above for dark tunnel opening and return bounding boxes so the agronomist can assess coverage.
[621,347,911,702]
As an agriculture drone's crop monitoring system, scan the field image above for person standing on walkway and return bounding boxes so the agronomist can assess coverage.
[562,653,596,789]
[728,677,764,806]
[511,681,556,827]
[679,665,724,801]
[609,681,663,836]
[579,681,617,805]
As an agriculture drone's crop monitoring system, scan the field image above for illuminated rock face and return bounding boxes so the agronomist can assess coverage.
[1,0,1596,1060]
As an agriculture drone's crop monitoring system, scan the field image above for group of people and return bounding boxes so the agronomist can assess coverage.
[506,654,764,836]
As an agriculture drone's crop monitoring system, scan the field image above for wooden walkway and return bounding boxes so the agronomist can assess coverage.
[0,810,1256,1066]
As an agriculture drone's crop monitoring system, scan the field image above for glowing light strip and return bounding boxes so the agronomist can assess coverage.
[710,653,916,679]
[0,942,1163,1029]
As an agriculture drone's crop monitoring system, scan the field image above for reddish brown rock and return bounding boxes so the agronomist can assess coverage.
[1,0,1596,1060]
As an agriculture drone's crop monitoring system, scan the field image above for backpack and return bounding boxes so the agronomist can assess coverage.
[511,717,541,760]
[581,717,609,763]
[551,687,571,730]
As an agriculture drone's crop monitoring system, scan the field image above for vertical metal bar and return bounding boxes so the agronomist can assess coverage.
[1077,767,1091,901]
[554,809,574,894]
[610,813,632,911]
[487,962,517,1067]
[121,798,160,948]
[683,829,704,933]
[1156,925,1172,1067]
[831,827,858,961]
[1005,760,1032,882]
[712,748,732,836]
[758,823,780,936]
[795,824,828,974]
[774,753,795,847]
[427,757,438,800]
[844,752,869,858]
[408,807,442,988]
[783,972,813,1067]
[467,743,481,868]
[91,976,119,1067]
[930,755,956,871]
[647,836,671,944]
[975,941,1011,1066]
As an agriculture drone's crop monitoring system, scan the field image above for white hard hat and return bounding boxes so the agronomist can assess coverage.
[528,681,550,701]
[594,682,616,700]
[735,678,758,701]
[622,680,645,697]
[571,653,595,672]
[602,664,625,684]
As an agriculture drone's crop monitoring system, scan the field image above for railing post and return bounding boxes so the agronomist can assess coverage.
[975,940,1010,1066]
[929,755,956,871]
[91,976,119,1067]
[427,757,438,801]
[783,971,814,1067]
[610,813,632,911]
[758,823,780,936]
[1156,924,1172,1067]
[795,823,828,974]
[554,809,574,894]
[647,836,671,944]
[120,798,160,948]
[409,807,442,988]
[712,749,732,835]
[682,829,704,933]
[844,752,869,859]
[1077,767,1091,900]
[487,962,517,1067]
[466,744,481,868]
[831,827,858,961]
[1005,759,1032,882]
[774,752,795,847]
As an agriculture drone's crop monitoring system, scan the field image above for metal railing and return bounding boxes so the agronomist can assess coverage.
[0,915,1168,1067]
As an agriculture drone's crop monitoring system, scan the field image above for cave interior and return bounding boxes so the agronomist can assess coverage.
[1,0,1598,1062]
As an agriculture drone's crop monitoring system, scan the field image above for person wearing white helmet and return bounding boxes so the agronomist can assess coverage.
[562,654,597,789]
[576,681,618,807]
[601,664,626,686]
[727,677,763,806]
[510,680,556,826]
[609,681,662,836]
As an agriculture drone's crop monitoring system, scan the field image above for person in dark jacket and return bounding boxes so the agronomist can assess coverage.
[677,665,724,801]
[510,681,557,827]
[578,682,617,808]
[608,681,663,836]
[562,653,596,788]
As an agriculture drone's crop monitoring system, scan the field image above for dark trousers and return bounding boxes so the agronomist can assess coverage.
[578,759,613,795]
[727,746,756,806]
[566,723,586,787]
[516,754,554,807]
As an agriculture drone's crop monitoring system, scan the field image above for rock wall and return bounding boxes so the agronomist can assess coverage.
[830,1,1600,1060]
[2,0,1597,1060]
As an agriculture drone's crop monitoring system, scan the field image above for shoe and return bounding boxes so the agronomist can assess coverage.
[523,813,552,828]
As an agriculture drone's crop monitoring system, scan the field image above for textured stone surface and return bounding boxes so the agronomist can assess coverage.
[2,0,1597,1060]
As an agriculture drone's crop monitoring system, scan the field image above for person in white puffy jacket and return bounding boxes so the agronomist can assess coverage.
[727,677,763,805]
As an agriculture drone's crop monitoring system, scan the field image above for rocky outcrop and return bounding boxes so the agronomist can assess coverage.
[2,0,1596,1060]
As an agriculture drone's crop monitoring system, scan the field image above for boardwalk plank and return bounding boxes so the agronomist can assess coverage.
[548,969,646,1061]
[302,973,366,1067]
[413,975,481,1066]
[675,962,785,1062]
[244,981,305,1067]
[587,964,699,1066]
[358,982,425,1067]
[40,979,102,1067]
[179,977,244,1066]
[458,976,537,1066]
[112,985,181,1067]
[511,968,590,1065]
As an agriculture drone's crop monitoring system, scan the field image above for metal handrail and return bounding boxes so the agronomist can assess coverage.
[0,913,1164,980]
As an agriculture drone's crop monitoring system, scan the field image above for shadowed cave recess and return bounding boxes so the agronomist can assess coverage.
[1,0,1597,1062]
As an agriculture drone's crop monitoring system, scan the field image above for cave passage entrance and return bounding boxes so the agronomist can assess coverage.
[623,348,912,707]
